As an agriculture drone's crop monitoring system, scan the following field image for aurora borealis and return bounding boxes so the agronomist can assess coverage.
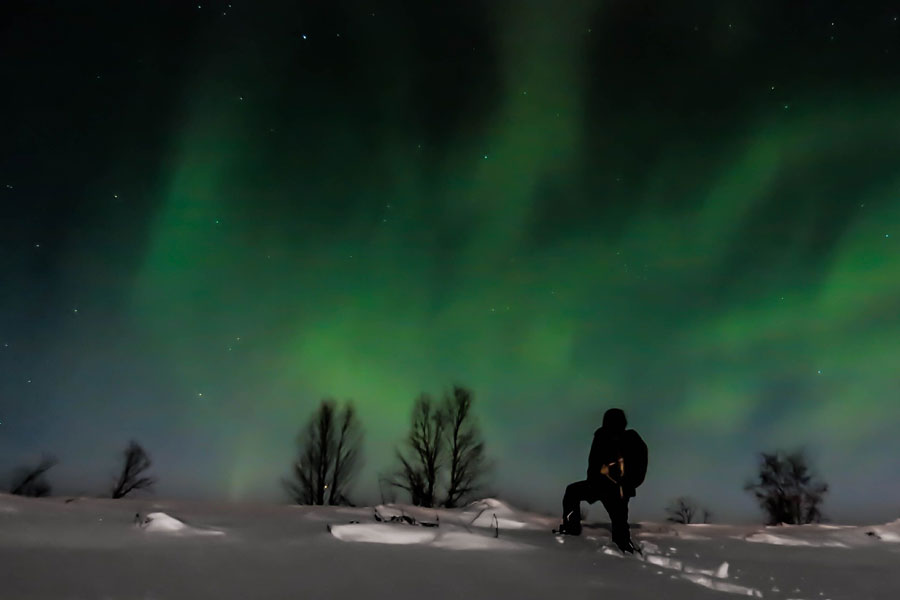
[1,1,898,522]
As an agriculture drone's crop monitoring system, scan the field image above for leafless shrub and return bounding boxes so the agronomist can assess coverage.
[745,449,828,525]
[10,455,57,497]
[111,440,156,499]
[665,496,711,524]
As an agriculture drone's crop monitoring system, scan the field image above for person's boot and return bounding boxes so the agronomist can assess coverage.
[557,511,582,535]
[612,533,634,553]
[556,521,582,535]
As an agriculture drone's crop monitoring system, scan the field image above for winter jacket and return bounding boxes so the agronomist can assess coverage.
[586,427,648,498]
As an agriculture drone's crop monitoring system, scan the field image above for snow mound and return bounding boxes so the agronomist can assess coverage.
[646,555,682,570]
[685,561,729,579]
[461,498,535,530]
[372,504,422,521]
[329,523,529,551]
[867,519,900,542]
[142,512,186,532]
[638,541,660,554]
[141,512,224,536]
[744,532,848,548]
[638,549,752,597]
[681,573,762,597]
[330,523,435,545]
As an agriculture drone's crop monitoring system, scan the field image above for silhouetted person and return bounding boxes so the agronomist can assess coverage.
[558,408,648,553]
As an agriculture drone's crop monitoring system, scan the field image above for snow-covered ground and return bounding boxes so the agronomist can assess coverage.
[1,493,898,599]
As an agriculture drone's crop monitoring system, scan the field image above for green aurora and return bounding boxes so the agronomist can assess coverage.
[2,1,898,521]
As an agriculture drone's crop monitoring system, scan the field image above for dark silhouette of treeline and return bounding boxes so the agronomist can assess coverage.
[8,391,830,525]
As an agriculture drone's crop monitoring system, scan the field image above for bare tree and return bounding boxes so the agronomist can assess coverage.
[391,394,445,507]
[111,441,156,499]
[284,399,363,506]
[744,449,828,525]
[665,496,711,524]
[327,403,363,506]
[442,386,487,508]
[10,455,57,497]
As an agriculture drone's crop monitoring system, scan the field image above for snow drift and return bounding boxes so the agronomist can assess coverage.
[141,511,225,536]
[0,494,898,600]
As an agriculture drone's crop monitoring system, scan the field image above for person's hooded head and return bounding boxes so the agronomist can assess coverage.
[602,408,627,432]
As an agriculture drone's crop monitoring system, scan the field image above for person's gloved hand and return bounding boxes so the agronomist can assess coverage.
[604,459,623,482]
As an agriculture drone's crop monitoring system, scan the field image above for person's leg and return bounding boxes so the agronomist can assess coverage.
[561,480,596,533]
[599,489,633,551]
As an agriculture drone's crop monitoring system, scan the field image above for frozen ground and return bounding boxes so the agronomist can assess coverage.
[1,494,898,599]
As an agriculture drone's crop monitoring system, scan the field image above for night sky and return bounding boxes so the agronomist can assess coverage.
[2,1,899,523]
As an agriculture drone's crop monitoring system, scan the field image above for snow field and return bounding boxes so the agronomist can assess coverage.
[1,494,898,599]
